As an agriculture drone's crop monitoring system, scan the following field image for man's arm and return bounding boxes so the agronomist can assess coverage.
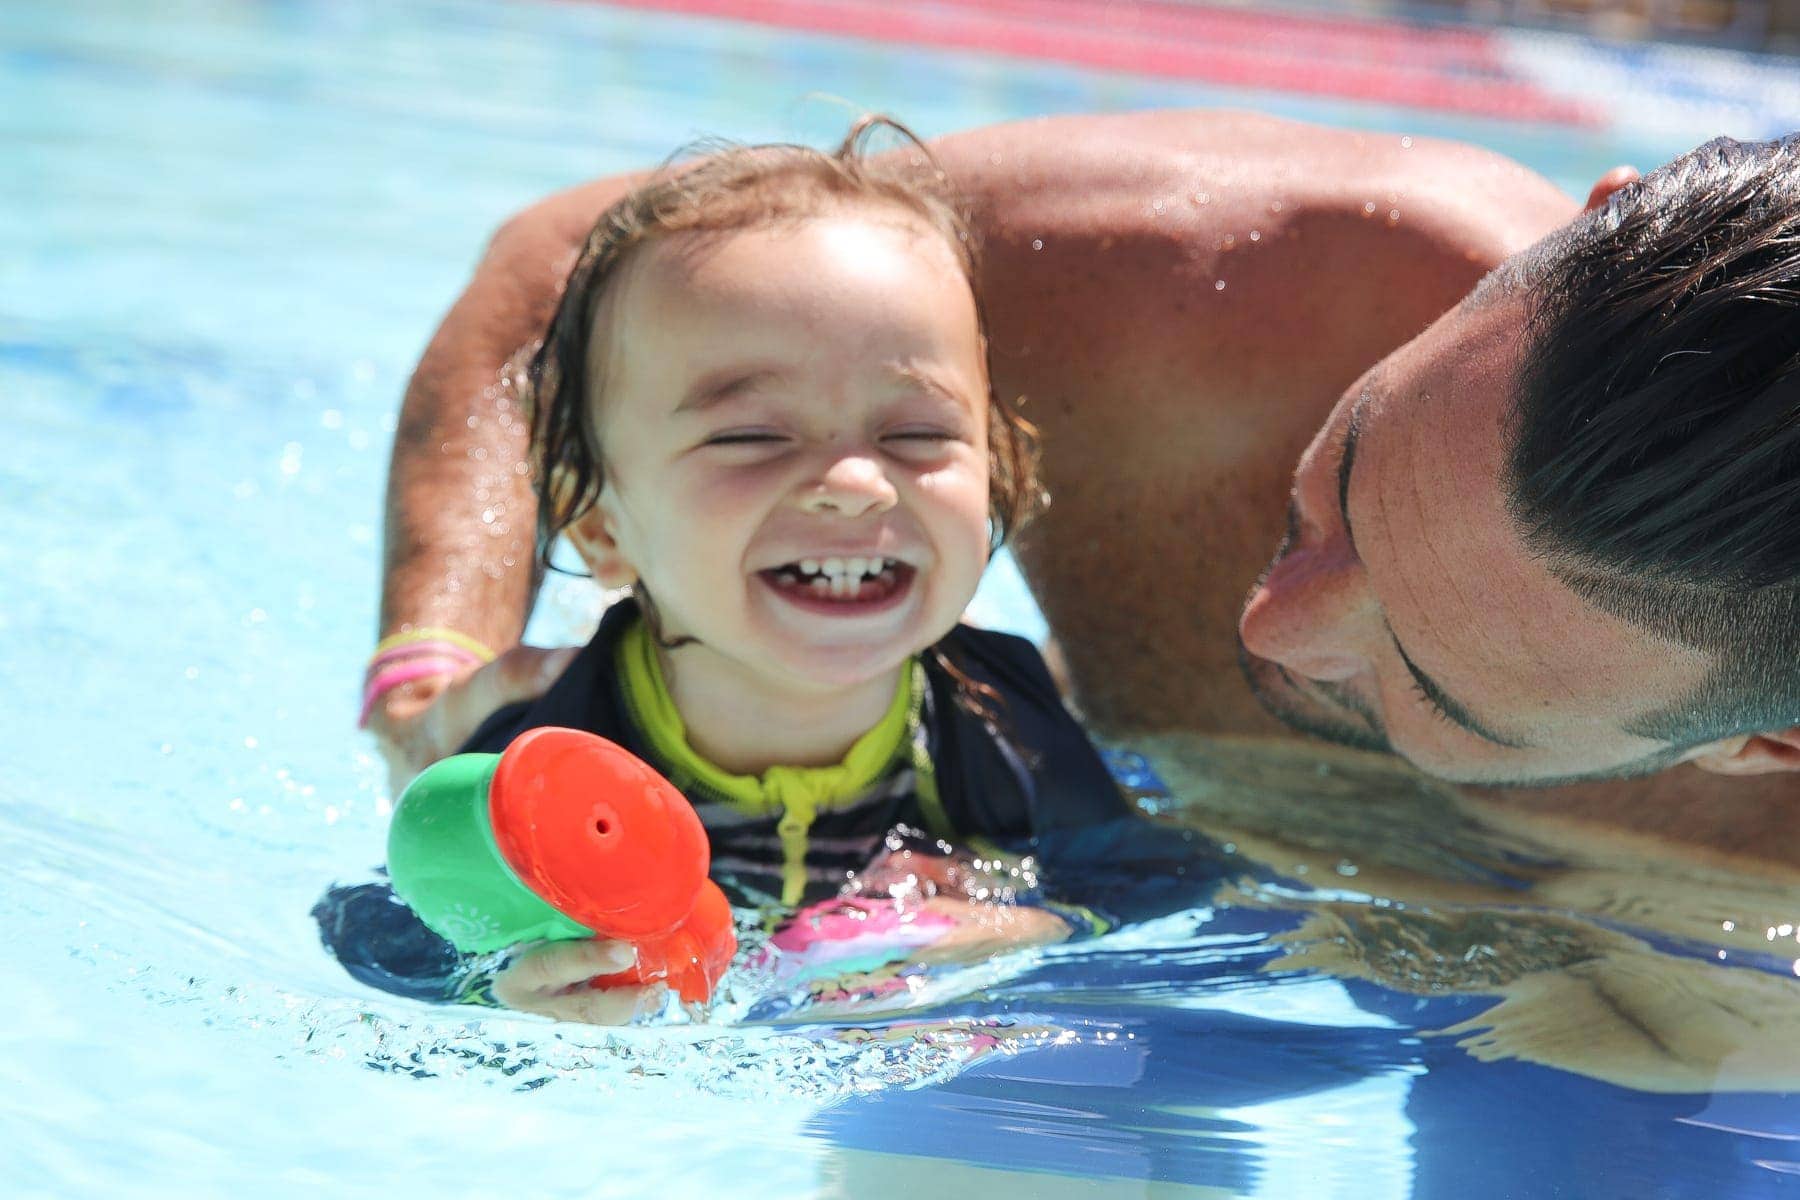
[368,174,645,784]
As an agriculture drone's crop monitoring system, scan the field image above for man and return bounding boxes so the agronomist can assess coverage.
[369,111,1799,863]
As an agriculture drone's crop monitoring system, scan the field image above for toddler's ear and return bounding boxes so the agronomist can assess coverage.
[565,499,640,589]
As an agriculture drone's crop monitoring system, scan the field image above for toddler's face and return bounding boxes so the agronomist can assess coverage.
[569,209,993,693]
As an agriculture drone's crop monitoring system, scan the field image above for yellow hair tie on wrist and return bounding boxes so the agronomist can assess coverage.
[371,626,498,664]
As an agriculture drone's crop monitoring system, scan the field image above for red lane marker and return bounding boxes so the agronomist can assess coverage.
[573,0,1601,127]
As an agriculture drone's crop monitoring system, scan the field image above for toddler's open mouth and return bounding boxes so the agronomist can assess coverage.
[759,557,915,610]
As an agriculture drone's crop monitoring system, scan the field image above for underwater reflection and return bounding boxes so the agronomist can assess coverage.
[1128,732,1800,1096]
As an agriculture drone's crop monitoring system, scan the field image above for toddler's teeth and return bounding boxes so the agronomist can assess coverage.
[801,558,820,575]
[810,577,830,595]
[847,556,866,577]
[823,557,845,577]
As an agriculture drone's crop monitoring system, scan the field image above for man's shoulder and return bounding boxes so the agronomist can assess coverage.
[947,110,1576,398]
[936,109,1571,240]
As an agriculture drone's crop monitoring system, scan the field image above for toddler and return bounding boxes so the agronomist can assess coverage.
[330,120,1127,1021]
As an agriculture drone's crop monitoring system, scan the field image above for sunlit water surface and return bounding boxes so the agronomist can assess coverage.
[6,2,1800,1196]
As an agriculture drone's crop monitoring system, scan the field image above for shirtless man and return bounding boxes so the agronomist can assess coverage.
[368,110,1800,864]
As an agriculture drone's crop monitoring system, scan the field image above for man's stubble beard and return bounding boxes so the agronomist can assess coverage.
[1235,635,1395,756]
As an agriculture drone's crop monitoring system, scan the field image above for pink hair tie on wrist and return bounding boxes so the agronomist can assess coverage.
[358,656,475,728]
[366,639,485,675]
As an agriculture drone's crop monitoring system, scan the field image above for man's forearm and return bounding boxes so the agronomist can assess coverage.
[379,295,540,654]
[377,175,646,650]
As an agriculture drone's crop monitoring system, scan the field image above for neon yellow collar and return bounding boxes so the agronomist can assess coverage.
[616,617,914,815]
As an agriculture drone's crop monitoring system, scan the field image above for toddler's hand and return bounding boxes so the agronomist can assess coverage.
[366,643,579,794]
[491,938,659,1025]
[910,895,1071,963]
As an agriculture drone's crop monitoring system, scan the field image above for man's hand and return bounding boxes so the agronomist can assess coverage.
[364,643,579,795]
[490,938,661,1024]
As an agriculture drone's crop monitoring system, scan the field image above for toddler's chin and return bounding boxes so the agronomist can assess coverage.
[757,634,933,695]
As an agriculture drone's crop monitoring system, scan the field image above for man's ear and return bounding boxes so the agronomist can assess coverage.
[1689,728,1800,776]
[564,497,639,590]
[1585,165,1640,212]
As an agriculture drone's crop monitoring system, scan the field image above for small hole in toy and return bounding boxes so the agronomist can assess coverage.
[594,818,612,835]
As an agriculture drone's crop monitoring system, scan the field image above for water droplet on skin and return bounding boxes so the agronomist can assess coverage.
[1270,199,1284,214]
[1031,238,1043,251]
[1387,209,1401,225]
[1193,191,1210,205]
[1248,230,1261,242]
[1221,233,1236,250]
[1401,136,1414,149]
[1214,279,1226,291]
[1362,201,1378,216]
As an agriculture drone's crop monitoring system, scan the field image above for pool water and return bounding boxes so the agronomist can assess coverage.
[6,1,1800,1196]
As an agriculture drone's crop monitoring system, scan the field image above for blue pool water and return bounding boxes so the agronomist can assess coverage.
[7,2,1800,1196]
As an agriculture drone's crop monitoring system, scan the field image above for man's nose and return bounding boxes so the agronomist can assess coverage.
[799,450,898,518]
[1238,538,1378,682]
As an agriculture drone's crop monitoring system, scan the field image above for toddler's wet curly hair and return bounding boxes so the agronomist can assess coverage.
[521,115,1044,576]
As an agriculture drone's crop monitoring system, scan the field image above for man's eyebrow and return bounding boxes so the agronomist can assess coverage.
[1390,632,1535,750]
[674,368,786,415]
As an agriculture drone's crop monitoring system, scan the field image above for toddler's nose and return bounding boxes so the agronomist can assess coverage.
[801,453,897,517]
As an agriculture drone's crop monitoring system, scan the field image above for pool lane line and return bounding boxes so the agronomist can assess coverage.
[572,0,1603,127]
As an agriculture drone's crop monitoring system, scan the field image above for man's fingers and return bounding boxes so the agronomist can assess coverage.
[498,643,583,695]
[1585,165,1640,211]
[437,644,579,747]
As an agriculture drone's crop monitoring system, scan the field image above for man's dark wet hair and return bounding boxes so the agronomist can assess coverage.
[1502,133,1800,747]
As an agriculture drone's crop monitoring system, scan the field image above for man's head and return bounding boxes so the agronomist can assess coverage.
[1239,134,1800,786]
